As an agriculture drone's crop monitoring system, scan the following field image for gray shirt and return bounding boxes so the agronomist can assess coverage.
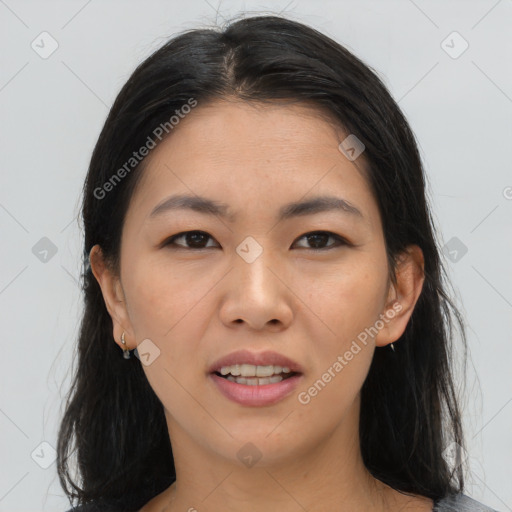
[433,493,499,511]
[65,492,500,511]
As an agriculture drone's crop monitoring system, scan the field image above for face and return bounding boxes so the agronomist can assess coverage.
[91,99,424,470]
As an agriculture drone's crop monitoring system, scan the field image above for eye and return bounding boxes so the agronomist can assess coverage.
[162,230,348,251]
[163,230,218,250]
[292,231,348,250]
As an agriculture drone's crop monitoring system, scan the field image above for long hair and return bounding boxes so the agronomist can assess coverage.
[57,14,468,511]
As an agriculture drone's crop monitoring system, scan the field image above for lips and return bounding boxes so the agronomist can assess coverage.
[208,349,304,375]
[210,371,303,406]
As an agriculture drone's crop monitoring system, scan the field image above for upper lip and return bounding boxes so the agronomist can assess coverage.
[209,349,304,374]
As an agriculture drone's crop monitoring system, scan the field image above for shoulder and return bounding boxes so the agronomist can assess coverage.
[65,507,103,512]
[64,488,161,511]
[434,493,500,511]
[65,504,120,512]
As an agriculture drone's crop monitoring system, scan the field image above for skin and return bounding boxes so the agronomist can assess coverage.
[90,99,430,512]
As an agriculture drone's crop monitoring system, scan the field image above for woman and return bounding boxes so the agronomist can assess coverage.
[57,14,499,512]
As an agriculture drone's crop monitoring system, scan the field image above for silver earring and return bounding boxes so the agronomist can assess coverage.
[121,332,131,359]
[390,343,395,352]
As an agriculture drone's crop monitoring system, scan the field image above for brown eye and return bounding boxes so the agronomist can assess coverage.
[293,231,347,250]
[162,230,348,251]
[163,230,218,249]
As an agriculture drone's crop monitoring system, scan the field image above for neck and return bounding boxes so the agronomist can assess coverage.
[143,399,411,512]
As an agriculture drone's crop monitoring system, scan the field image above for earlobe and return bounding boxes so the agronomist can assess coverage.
[89,245,135,350]
[375,245,425,348]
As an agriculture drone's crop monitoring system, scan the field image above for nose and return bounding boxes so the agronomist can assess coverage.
[218,244,293,332]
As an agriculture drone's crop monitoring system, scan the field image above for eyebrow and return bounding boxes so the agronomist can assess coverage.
[148,194,364,222]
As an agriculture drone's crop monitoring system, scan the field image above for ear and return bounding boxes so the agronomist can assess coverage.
[89,244,136,351]
[374,244,425,348]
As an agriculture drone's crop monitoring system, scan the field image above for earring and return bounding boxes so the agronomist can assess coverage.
[390,343,395,352]
[121,332,131,359]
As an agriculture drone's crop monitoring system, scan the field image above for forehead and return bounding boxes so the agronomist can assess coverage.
[126,99,378,230]
[158,99,345,156]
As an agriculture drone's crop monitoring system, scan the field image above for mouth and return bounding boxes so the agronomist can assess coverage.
[210,369,304,407]
[212,366,301,386]
[208,349,304,376]
[207,349,304,406]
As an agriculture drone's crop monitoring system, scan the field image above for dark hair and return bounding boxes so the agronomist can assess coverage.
[57,13,468,511]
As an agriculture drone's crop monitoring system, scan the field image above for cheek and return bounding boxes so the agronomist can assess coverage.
[296,269,380,409]
[298,260,387,341]
[298,342,374,424]
[124,257,207,335]
[127,264,207,407]
[123,258,215,390]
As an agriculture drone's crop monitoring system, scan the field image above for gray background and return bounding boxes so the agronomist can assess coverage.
[0,1,511,511]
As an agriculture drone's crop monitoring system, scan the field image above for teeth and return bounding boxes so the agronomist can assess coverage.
[226,375,285,385]
[219,364,292,377]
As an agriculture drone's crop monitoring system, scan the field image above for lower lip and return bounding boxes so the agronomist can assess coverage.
[209,373,303,406]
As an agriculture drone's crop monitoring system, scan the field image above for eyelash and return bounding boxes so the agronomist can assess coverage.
[162,230,349,251]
